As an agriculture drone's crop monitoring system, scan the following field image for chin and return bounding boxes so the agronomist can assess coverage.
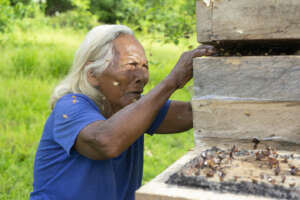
[123,96,141,106]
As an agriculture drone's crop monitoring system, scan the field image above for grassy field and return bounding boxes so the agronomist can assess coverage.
[0,25,198,199]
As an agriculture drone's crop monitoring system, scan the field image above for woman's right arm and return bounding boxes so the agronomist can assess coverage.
[74,45,215,160]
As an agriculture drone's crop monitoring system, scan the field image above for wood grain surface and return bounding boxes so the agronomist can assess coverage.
[196,0,300,43]
[192,56,300,144]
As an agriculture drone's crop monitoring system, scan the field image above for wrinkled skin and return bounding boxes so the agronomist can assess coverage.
[76,34,216,160]
[170,45,215,89]
[88,34,149,116]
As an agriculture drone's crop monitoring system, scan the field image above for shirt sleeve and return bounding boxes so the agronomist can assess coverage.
[146,100,171,135]
[53,94,105,155]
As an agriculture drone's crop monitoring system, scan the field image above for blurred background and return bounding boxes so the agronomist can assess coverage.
[0,0,198,199]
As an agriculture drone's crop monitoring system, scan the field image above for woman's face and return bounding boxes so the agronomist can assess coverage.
[89,34,149,113]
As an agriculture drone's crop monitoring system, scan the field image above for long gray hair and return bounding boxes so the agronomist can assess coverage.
[50,25,134,109]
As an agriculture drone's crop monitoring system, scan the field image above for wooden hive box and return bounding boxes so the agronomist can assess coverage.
[196,0,300,43]
[192,56,300,145]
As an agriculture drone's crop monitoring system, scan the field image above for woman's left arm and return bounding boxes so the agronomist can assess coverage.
[155,101,193,134]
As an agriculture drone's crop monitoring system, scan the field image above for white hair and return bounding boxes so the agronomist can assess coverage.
[50,25,134,110]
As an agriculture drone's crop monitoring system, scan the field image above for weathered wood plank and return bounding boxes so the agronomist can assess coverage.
[192,56,300,144]
[193,56,300,100]
[196,0,213,42]
[193,99,300,144]
[196,0,300,43]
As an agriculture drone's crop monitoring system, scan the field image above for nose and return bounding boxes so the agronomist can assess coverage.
[134,68,149,86]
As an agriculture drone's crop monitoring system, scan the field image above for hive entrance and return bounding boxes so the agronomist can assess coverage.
[205,40,300,56]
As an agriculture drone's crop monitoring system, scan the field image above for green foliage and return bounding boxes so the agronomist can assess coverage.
[0,0,14,32]
[96,0,196,44]
[1,44,73,79]
[0,77,53,200]
[71,0,90,11]
[13,2,41,18]
[89,0,119,23]
[11,48,39,76]
[0,0,10,5]
[50,10,98,30]
[0,27,80,79]
[47,0,98,30]
[0,0,44,32]
[45,0,196,44]
[9,0,31,6]
[1,0,196,44]
[45,0,73,15]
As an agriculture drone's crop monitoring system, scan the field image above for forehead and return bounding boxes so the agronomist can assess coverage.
[113,34,146,59]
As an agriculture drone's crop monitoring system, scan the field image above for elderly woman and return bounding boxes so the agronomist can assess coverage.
[30,25,215,200]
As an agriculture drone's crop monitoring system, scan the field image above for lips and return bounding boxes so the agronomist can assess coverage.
[132,91,143,95]
[128,90,143,97]
[129,89,143,95]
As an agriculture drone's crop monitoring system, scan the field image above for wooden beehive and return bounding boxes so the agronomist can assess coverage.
[194,0,300,146]
[196,0,300,43]
[193,56,300,145]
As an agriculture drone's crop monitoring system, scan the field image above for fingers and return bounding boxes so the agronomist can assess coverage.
[192,45,216,57]
[196,45,216,52]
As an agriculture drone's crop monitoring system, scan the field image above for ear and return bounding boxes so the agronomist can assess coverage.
[87,69,99,88]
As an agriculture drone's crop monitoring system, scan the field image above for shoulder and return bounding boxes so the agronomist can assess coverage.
[54,93,99,112]
[52,93,103,121]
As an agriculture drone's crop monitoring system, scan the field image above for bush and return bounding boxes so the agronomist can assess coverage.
[0,0,14,32]
[89,0,120,23]
[14,2,43,18]
[77,0,196,44]
[9,0,31,6]
[1,0,196,44]
[50,10,98,30]
[0,0,44,32]
[45,0,73,15]
[47,0,196,44]
[116,0,196,44]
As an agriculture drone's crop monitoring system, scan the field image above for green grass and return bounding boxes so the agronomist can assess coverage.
[0,26,198,199]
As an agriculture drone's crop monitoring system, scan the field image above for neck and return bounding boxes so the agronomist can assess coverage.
[99,100,123,119]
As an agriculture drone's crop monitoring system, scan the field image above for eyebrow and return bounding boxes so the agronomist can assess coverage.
[127,55,139,60]
[126,56,147,64]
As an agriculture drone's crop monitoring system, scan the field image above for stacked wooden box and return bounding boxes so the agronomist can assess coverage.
[193,0,300,144]
[136,0,300,199]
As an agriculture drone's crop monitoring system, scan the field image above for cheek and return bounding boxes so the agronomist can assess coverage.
[144,70,149,84]
[97,74,123,98]
[115,73,134,91]
[117,65,133,79]
[104,68,133,90]
[99,80,120,97]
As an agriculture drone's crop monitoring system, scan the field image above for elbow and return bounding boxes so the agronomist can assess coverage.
[102,148,121,160]
[94,134,121,160]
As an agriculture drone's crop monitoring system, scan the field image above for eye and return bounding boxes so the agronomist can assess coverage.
[129,62,138,67]
[143,64,149,70]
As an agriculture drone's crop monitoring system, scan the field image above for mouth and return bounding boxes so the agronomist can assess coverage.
[131,88,143,93]
[128,90,143,97]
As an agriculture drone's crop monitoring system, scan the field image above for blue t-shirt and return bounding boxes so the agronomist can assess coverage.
[30,93,171,200]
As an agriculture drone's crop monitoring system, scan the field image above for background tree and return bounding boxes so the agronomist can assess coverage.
[0,0,196,44]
